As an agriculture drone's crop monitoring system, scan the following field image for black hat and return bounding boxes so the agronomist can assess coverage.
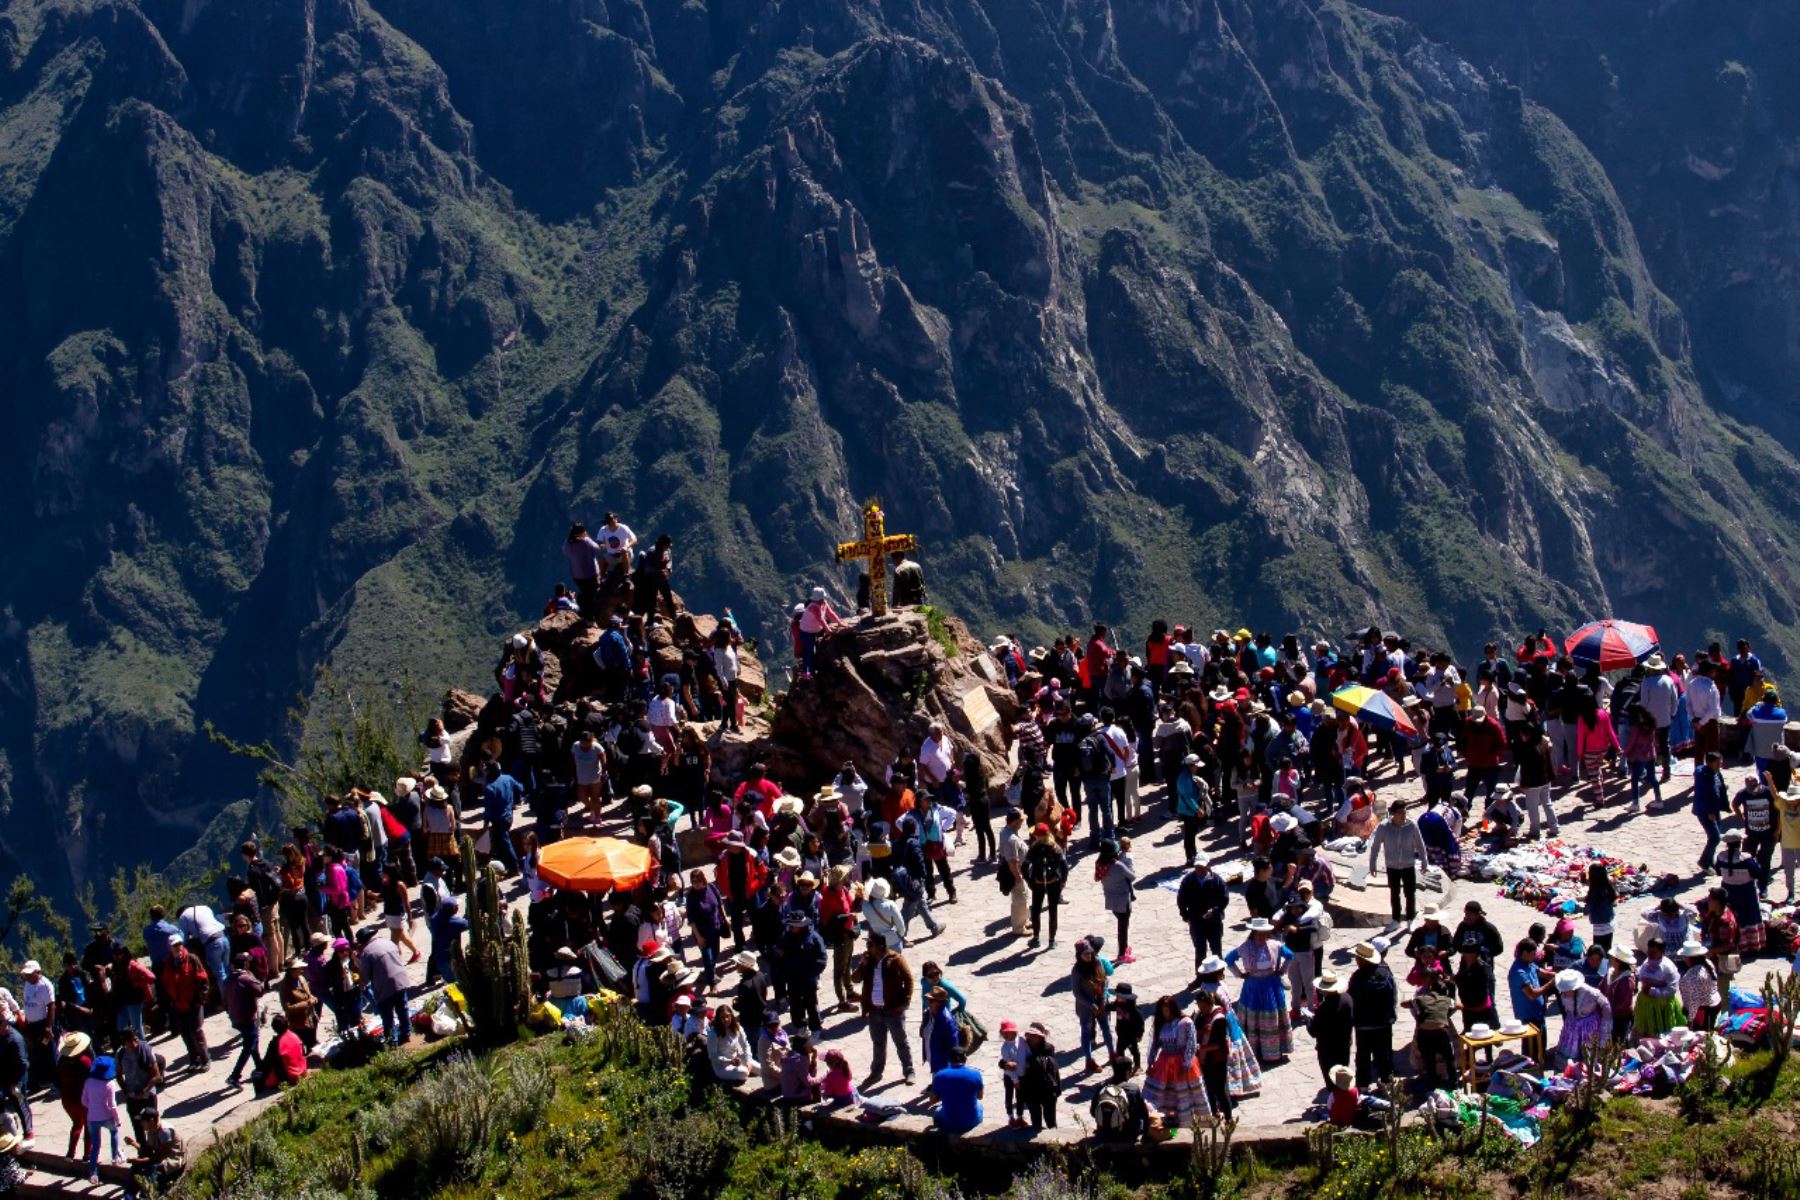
[1112,982,1135,998]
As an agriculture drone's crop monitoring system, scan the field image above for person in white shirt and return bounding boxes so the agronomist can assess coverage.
[1687,661,1724,762]
[918,723,955,791]
[709,634,741,732]
[648,681,681,757]
[597,512,636,570]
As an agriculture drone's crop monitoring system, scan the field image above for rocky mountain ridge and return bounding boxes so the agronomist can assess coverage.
[3,0,1798,903]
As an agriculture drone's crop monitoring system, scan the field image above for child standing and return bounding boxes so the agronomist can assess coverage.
[997,1020,1028,1127]
[1110,982,1146,1071]
[82,1055,124,1183]
[1585,863,1618,951]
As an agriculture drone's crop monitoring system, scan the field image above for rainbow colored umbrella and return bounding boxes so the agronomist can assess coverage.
[1564,620,1659,671]
[535,837,656,893]
[1330,685,1418,737]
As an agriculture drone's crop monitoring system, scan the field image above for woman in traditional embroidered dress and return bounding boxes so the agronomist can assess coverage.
[1143,993,1211,1127]
[1195,956,1264,1098]
[1553,969,1613,1063]
[1225,919,1294,1063]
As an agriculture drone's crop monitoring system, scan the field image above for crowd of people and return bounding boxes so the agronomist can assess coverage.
[4,514,1797,1177]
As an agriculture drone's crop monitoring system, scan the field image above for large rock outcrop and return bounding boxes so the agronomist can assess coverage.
[771,609,1019,797]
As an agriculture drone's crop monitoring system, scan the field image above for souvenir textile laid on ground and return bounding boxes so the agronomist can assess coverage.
[1467,841,1656,916]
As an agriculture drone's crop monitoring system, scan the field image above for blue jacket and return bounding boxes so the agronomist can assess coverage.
[483,772,524,825]
[142,919,183,967]
[1691,764,1729,819]
[595,629,633,672]
[1174,770,1204,819]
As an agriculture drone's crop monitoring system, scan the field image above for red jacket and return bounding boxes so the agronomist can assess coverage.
[1463,716,1506,769]
[734,778,783,820]
[820,884,858,928]
[714,848,768,900]
[158,952,209,1013]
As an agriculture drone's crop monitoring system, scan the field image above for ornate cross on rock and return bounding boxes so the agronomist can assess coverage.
[835,500,917,618]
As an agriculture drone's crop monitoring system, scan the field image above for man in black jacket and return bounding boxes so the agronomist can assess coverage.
[1348,941,1397,1089]
[1176,857,1228,972]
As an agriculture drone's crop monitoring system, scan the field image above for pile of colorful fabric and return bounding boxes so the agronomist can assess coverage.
[1716,987,1772,1049]
[1433,1090,1542,1146]
[1465,841,1655,916]
[1763,905,1800,956]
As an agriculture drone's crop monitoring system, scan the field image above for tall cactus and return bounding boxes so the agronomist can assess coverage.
[451,835,532,1043]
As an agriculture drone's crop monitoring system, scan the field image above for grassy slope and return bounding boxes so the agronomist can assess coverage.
[177,1002,1800,1200]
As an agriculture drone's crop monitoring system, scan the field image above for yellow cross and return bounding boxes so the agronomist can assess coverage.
[835,500,917,617]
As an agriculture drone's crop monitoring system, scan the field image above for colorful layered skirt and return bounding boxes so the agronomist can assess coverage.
[1235,974,1293,1062]
[1222,1009,1264,1098]
[1144,1054,1212,1126]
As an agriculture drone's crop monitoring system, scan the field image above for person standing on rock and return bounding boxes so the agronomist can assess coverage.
[796,587,844,680]
[564,524,602,622]
[890,550,926,609]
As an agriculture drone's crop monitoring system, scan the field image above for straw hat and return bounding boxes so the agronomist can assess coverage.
[1676,940,1708,959]
[1607,945,1635,967]
[1329,1065,1354,1089]
[1352,941,1380,964]
[795,870,819,889]
[732,951,758,972]
[772,796,804,818]
[1208,686,1231,703]
[774,847,802,869]
[1316,971,1348,994]
[58,1031,91,1058]
[0,1131,19,1156]
[1644,653,1668,671]
[1418,903,1441,922]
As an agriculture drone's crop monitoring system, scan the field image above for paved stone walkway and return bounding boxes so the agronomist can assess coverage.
[20,757,1790,1168]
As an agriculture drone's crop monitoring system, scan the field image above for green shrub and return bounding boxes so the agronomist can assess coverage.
[623,1109,737,1200]
[386,1054,506,1184]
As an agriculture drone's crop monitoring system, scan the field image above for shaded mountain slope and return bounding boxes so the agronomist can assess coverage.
[2,0,1796,901]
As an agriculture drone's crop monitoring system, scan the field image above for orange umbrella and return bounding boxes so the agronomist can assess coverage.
[534,837,656,892]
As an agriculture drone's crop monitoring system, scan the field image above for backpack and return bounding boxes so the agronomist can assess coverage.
[379,806,409,840]
[1095,1083,1130,1135]
[1025,1048,1062,1095]
[1079,734,1110,778]
[247,860,283,908]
